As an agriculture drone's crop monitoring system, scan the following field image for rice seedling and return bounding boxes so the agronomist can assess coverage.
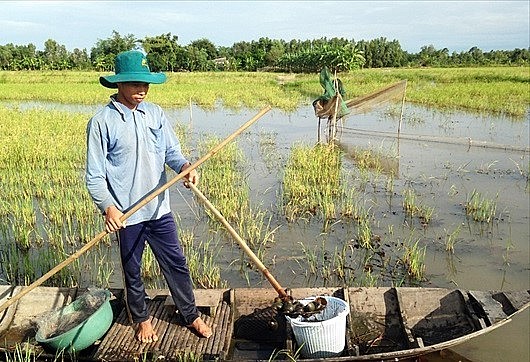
[176,351,202,362]
[333,243,349,280]
[339,187,358,219]
[444,225,462,253]
[282,143,342,226]
[401,235,426,281]
[179,228,226,289]
[448,184,459,197]
[509,157,530,190]
[93,248,114,288]
[402,188,417,217]
[299,241,318,276]
[385,173,395,195]
[3,342,39,362]
[298,238,354,284]
[0,106,111,287]
[359,269,379,287]
[197,134,278,273]
[141,244,161,281]
[464,189,497,222]
[198,136,247,221]
[258,130,282,171]
[268,346,303,361]
[173,122,193,156]
[402,188,435,226]
[347,147,384,173]
[418,205,435,226]
[357,218,373,249]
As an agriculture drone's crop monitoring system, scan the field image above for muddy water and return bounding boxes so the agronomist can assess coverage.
[165,104,529,362]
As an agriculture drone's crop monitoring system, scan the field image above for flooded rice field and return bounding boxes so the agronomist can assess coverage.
[165,103,529,291]
[2,100,529,361]
[165,103,529,361]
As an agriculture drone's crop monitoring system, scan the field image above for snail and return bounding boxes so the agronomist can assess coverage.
[268,318,279,331]
[281,300,295,314]
[271,300,283,311]
[303,301,316,313]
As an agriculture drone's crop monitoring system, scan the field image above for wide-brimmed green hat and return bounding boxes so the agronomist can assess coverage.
[99,50,166,88]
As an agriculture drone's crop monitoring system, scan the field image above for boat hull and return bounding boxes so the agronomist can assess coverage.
[1,285,528,361]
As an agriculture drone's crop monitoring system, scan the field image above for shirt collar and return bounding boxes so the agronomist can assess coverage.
[109,94,147,120]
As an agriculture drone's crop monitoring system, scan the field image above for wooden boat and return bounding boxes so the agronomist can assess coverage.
[1,285,528,361]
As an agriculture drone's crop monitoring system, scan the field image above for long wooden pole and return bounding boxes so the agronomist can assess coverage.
[187,182,288,299]
[0,106,272,313]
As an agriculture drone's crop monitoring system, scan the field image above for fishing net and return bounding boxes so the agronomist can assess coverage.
[346,80,407,114]
[313,67,350,119]
[313,66,407,118]
[35,288,109,339]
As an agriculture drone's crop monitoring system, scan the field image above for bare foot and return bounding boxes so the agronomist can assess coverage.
[187,317,212,338]
[136,319,159,343]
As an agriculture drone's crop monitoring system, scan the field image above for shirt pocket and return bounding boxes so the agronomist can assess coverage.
[147,125,165,154]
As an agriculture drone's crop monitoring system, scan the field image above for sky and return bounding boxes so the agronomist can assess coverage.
[2,0,529,53]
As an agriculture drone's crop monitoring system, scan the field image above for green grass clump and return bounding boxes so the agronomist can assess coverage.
[402,188,435,226]
[402,237,427,281]
[464,189,497,223]
[282,143,342,224]
[179,229,225,289]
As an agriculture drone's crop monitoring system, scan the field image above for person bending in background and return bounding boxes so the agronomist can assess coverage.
[85,50,212,343]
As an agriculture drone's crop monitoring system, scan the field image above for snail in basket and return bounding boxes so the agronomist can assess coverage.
[270,296,327,318]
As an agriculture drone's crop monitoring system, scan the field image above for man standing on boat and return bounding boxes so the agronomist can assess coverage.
[85,50,212,343]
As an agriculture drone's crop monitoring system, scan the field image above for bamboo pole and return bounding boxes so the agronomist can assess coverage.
[0,106,272,313]
[398,80,408,136]
[187,182,288,299]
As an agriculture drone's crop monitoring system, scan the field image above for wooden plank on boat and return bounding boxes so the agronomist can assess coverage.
[218,289,235,360]
[342,287,359,356]
[157,306,182,353]
[395,288,424,348]
[468,290,516,326]
[501,290,530,311]
[94,291,232,361]
[348,287,407,354]
[95,305,130,358]
[165,288,224,316]
[207,301,230,358]
[397,288,475,346]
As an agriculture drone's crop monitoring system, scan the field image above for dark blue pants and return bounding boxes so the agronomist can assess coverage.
[117,213,199,325]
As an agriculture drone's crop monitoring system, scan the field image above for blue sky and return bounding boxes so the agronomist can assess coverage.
[2,1,529,53]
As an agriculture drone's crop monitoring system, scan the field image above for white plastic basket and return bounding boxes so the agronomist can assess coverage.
[285,296,349,359]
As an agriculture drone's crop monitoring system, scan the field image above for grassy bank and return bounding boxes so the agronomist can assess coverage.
[0,67,528,117]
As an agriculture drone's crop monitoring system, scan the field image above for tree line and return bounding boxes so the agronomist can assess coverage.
[1,30,528,72]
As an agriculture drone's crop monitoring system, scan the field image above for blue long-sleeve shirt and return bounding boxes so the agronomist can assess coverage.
[85,95,188,226]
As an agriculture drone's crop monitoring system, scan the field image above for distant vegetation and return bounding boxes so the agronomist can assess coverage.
[0,30,528,72]
[0,67,528,117]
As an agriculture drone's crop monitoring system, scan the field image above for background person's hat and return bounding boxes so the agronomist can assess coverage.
[99,50,166,88]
